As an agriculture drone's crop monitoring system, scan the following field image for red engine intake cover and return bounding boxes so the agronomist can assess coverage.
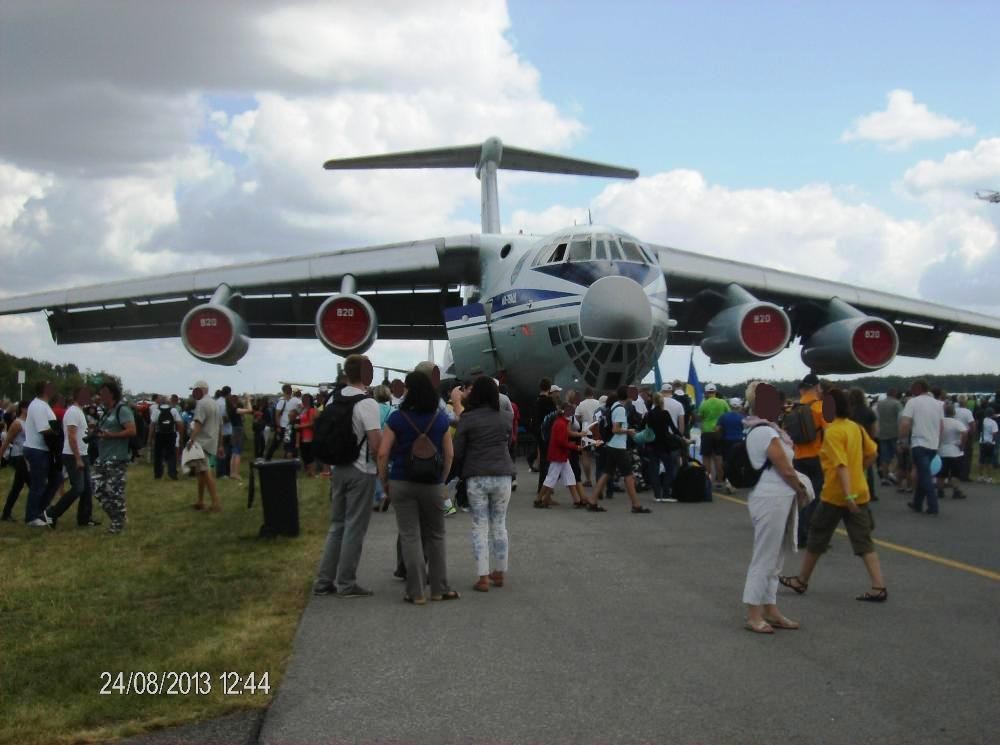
[740,305,790,357]
[851,320,896,369]
[316,294,377,355]
[183,306,234,357]
[179,303,250,366]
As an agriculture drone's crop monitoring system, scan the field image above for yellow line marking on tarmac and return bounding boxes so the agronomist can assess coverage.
[714,492,1000,582]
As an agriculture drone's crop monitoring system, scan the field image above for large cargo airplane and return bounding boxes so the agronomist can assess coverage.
[2,136,1000,401]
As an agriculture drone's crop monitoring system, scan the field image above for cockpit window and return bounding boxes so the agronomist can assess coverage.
[594,239,608,261]
[568,238,592,262]
[606,236,624,261]
[548,243,567,263]
[620,240,645,263]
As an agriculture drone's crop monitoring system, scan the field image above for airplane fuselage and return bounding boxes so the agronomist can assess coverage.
[443,224,669,398]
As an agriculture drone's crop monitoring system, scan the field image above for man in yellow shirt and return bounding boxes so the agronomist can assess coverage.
[780,388,887,602]
[789,373,827,547]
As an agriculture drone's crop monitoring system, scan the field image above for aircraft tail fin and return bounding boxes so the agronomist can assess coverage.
[323,137,637,233]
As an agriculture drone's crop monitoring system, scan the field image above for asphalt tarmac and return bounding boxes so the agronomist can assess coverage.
[259,464,1000,745]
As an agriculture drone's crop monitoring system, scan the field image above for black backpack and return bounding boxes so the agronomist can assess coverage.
[625,401,644,430]
[399,411,443,484]
[540,410,560,444]
[313,392,366,466]
[723,424,772,489]
[673,458,713,502]
[155,405,175,436]
[113,404,143,454]
[599,403,624,443]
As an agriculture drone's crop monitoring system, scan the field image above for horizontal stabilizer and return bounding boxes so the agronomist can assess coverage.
[324,139,638,179]
[323,145,482,171]
[498,145,637,179]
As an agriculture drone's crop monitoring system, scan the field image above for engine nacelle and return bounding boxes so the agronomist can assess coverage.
[800,315,898,373]
[180,303,250,366]
[315,293,377,356]
[700,297,791,364]
[799,299,898,373]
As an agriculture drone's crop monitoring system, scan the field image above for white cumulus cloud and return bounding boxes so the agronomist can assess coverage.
[840,89,974,150]
[903,137,1000,198]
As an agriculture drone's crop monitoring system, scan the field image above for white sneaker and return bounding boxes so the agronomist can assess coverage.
[43,510,53,524]
[654,498,666,503]
[27,518,49,527]
[664,497,679,503]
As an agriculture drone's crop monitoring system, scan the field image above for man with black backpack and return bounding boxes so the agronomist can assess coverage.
[786,373,826,547]
[313,354,382,599]
[151,394,183,480]
[587,386,651,513]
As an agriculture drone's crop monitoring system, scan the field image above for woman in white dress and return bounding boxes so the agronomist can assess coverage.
[742,382,810,634]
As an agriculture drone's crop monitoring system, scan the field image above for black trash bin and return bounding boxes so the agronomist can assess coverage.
[249,458,300,538]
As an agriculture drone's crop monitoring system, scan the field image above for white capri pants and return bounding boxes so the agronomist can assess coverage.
[742,490,796,606]
[543,460,576,488]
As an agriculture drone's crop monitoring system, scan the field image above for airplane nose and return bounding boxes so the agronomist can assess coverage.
[579,276,653,342]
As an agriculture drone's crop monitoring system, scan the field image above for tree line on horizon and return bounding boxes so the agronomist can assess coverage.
[708,372,1000,400]
[0,348,119,402]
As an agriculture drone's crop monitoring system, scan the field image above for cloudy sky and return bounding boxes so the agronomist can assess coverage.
[1,0,999,395]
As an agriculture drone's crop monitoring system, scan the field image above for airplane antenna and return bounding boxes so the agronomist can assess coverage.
[588,208,593,225]
[975,189,1000,204]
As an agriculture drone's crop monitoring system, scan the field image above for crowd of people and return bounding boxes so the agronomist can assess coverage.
[3,363,999,616]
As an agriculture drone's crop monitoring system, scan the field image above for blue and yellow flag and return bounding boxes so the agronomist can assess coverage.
[686,351,703,406]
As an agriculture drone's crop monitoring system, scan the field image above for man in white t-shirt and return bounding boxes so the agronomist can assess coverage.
[937,402,967,500]
[23,380,62,527]
[630,386,648,417]
[314,354,382,599]
[899,379,945,515]
[979,410,998,483]
[48,385,99,528]
[660,383,686,433]
[952,399,975,481]
[574,387,601,487]
[266,384,302,460]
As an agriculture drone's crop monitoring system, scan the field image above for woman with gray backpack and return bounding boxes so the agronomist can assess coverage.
[377,370,459,605]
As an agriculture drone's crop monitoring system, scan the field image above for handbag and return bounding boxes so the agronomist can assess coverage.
[181,441,206,471]
[632,425,656,446]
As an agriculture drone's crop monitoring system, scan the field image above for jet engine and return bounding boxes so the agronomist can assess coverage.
[800,298,898,373]
[699,285,791,364]
[315,292,378,356]
[180,302,250,366]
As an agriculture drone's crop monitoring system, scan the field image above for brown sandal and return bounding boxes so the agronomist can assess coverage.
[473,578,490,592]
[779,576,808,594]
[489,571,504,587]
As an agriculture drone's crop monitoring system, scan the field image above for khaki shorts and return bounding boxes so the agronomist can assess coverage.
[806,500,876,556]
[186,457,210,474]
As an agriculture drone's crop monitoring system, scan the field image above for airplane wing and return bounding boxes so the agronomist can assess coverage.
[0,235,484,344]
[652,243,1000,360]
